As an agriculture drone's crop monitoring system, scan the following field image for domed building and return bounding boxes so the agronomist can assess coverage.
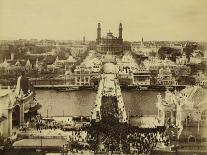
[96,23,131,54]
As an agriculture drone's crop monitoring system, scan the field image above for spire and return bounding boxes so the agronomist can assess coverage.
[97,23,101,44]
[83,36,85,43]
[25,59,31,67]
[4,58,7,64]
[56,56,59,62]
[10,52,14,61]
[119,23,123,39]
[2,58,9,68]
[35,58,39,68]
[140,36,144,47]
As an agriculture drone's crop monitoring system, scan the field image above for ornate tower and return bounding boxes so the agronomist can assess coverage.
[83,36,85,43]
[96,23,101,44]
[119,23,123,39]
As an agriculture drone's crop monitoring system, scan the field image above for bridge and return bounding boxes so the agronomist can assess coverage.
[91,62,128,123]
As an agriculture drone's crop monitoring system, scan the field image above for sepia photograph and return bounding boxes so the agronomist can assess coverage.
[0,0,207,154]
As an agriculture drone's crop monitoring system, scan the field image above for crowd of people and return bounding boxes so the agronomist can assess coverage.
[127,128,170,154]
[86,122,170,154]
[17,114,171,154]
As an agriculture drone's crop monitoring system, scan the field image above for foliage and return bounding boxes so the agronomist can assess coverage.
[158,46,182,62]
[183,43,198,61]
[0,136,13,150]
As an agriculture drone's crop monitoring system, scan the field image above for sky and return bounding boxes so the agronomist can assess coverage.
[0,0,207,41]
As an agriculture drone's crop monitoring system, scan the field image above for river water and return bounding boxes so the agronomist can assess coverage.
[35,90,163,117]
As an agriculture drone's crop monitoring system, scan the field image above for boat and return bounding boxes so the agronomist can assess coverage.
[165,86,174,90]
[56,86,80,92]
[136,86,149,90]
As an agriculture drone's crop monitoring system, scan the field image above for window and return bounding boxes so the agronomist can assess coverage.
[202,137,207,142]
[201,109,207,121]
[188,135,196,143]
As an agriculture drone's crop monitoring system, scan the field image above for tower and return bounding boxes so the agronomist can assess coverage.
[119,23,123,39]
[140,36,144,47]
[11,52,14,61]
[83,36,85,43]
[96,23,101,44]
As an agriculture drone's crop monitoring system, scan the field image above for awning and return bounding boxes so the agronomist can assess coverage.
[0,114,7,122]
[13,138,67,149]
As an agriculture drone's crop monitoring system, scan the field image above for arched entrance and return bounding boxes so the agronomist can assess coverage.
[188,135,196,143]
[201,109,207,121]
[12,105,20,127]
[165,111,171,125]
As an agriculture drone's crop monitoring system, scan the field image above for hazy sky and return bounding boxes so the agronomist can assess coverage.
[0,0,207,41]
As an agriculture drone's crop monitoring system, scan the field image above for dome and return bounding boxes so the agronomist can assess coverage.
[67,55,76,63]
[103,63,116,74]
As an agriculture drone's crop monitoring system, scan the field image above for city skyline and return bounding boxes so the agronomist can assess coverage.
[0,0,207,41]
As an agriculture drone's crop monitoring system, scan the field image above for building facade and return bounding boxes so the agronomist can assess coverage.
[96,23,130,54]
[0,88,14,137]
[155,86,207,143]
[74,65,91,86]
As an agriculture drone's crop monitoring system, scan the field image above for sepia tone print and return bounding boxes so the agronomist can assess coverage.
[0,0,207,154]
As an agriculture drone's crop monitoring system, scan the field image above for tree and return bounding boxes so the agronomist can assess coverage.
[183,43,198,61]
[158,47,181,62]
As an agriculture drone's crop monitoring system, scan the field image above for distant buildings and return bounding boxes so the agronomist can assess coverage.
[117,52,136,81]
[176,53,188,65]
[74,65,91,86]
[190,52,202,64]
[132,65,151,86]
[131,37,158,57]
[157,67,177,86]
[194,71,207,87]
[73,51,102,85]
[117,52,151,85]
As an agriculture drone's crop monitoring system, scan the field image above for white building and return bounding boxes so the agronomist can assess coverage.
[190,51,202,64]
[157,67,177,86]
[155,86,207,141]
[0,87,15,137]
[74,65,91,86]
[176,54,188,65]
[133,66,151,86]
[194,71,207,87]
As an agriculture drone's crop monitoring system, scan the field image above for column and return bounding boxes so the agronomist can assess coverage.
[20,101,25,127]
[171,111,174,125]
[8,109,12,136]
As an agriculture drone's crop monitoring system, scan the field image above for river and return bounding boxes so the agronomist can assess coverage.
[35,89,163,117]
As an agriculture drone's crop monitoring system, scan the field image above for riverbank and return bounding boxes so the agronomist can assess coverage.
[32,84,187,91]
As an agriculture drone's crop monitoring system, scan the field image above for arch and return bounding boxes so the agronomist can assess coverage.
[12,105,21,127]
[188,135,196,143]
[165,111,171,125]
[202,137,207,143]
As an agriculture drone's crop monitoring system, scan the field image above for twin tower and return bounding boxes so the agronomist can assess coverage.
[96,23,123,44]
